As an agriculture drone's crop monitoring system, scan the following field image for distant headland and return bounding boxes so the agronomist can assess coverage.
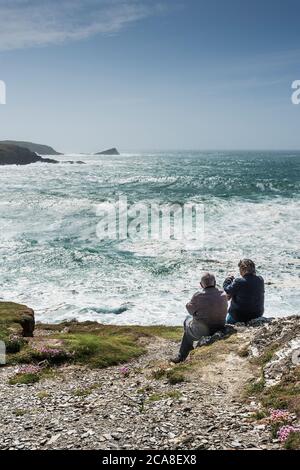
[95,148,120,155]
[0,144,58,165]
[0,140,62,156]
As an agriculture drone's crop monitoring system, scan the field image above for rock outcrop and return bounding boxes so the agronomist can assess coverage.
[0,144,58,165]
[95,148,120,155]
[0,302,35,337]
[0,140,62,155]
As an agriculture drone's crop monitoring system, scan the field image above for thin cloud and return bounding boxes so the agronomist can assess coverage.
[0,0,167,50]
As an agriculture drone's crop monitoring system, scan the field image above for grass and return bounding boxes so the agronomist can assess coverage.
[246,377,266,395]
[151,364,188,384]
[284,432,300,450]
[13,409,29,416]
[4,317,183,371]
[260,368,300,415]
[1,300,182,373]
[251,342,281,366]
[244,349,300,419]
[72,383,100,397]
[60,332,145,368]
[8,332,145,369]
[166,367,187,384]
[37,391,50,399]
[37,321,182,342]
[249,410,267,421]
[237,344,250,358]
[9,372,40,385]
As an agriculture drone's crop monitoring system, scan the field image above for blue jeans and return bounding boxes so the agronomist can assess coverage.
[226,313,237,324]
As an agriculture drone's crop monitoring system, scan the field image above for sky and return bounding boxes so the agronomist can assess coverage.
[0,0,300,152]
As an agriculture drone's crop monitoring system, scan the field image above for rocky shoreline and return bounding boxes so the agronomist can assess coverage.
[0,302,299,450]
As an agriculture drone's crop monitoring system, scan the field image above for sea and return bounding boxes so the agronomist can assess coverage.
[0,151,299,325]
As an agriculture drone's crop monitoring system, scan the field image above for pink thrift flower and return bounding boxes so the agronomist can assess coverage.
[270,409,292,423]
[277,425,300,442]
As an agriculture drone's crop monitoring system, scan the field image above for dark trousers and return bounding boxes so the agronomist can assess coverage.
[178,317,203,360]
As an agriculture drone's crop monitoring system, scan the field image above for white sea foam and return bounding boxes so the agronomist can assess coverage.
[0,151,299,325]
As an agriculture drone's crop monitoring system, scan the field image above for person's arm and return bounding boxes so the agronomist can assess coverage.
[223,277,241,297]
[186,293,198,315]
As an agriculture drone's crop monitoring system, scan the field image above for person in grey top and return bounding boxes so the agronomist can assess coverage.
[171,273,228,363]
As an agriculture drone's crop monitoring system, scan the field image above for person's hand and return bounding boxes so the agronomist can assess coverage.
[227,272,235,278]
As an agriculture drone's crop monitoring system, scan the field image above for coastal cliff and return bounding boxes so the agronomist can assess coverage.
[0,302,299,450]
[0,141,62,155]
[0,144,58,165]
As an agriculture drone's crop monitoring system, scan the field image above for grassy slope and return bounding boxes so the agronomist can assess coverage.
[1,302,182,369]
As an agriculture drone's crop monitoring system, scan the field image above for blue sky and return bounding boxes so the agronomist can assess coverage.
[0,0,300,152]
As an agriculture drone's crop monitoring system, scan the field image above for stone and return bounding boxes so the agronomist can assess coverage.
[0,144,58,165]
[95,148,120,156]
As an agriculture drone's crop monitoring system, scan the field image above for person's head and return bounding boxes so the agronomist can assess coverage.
[238,259,256,276]
[200,272,216,289]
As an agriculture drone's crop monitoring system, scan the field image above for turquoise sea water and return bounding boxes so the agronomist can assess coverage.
[0,151,299,324]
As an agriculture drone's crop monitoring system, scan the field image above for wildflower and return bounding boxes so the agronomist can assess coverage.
[17,365,42,375]
[269,409,293,423]
[33,344,71,358]
[277,425,300,442]
[120,366,130,377]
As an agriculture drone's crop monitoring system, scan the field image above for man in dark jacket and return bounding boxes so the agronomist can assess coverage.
[171,273,228,363]
[223,259,264,324]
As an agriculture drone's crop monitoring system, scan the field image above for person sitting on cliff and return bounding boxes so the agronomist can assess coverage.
[171,273,228,363]
[223,259,265,324]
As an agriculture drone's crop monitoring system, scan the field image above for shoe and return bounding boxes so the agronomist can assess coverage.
[170,356,185,364]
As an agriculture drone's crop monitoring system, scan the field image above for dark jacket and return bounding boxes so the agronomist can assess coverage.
[186,287,228,338]
[223,273,265,322]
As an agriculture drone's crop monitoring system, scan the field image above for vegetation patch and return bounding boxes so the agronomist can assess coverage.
[284,431,300,450]
[9,371,40,385]
[260,368,300,415]
[72,383,101,397]
[36,391,50,399]
[13,409,29,416]
[250,342,282,366]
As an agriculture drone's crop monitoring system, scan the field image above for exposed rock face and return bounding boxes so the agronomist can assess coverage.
[0,140,62,155]
[0,144,58,165]
[95,148,120,155]
[0,302,35,337]
[249,316,300,387]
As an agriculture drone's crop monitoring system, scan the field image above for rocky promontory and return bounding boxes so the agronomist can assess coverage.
[0,301,299,450]
[95,148,120,155]
[0,141,62,155]
[0,144,58,165]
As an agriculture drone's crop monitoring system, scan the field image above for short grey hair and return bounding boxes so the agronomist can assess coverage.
[200,272,216,288]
